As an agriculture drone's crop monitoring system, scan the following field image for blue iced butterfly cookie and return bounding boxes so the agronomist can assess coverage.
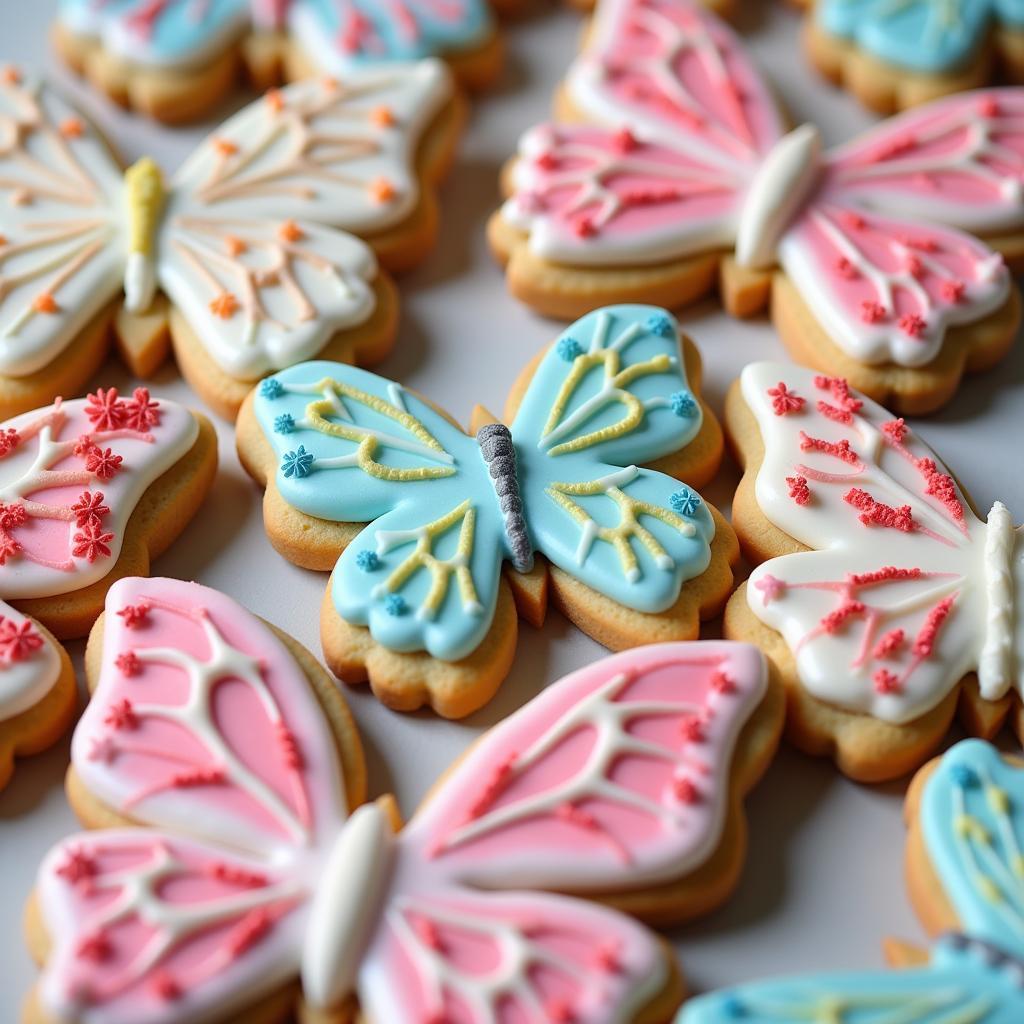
[813,0,1024,106]
[242,304,734,717]
[678,739,1024,1023]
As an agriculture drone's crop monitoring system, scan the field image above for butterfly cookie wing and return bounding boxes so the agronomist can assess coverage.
[72,577,351,854]
[739,362,1012,724]
[0,76,125,377]
[254,361,508,662]
[513,306,716,613]
[679,939,1024,1023]
[401,642,768,891]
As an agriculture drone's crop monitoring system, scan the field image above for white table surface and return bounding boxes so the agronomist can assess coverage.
[1,1,1022,1018]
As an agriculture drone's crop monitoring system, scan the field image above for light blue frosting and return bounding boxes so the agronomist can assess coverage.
[59,0,491,66]
[818,0,1024,74]
[678,938,1024,1022]
[922,738,1024,963]
[252,305,715,662]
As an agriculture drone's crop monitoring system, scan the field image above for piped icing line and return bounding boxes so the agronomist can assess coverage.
[741,362,1023,725]
[0,389,197,600]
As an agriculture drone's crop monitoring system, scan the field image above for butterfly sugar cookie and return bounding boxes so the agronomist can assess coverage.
[0,66,463,420]
[0,604,75,794]
[679,738,1024,1023]
[724,362,1023,782]
[237,304,736,718]
[23,575,784,1022]
[53,0,503,124]
[490,0,1024,414]
[0,387,216,639]
[803,0,1024,113]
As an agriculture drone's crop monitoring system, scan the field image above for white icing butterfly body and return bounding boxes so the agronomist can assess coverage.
[742,362,1023,724]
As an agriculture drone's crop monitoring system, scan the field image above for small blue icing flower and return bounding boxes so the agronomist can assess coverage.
[556,335,583,361]
[670,487,702,516]
[356,550,380,572]
[282,446,314,479]
[273,413,295,434]
[951,763,979,788]
[721,994,747,1018]
[669,390,697,418]
[646,312,674,338]
[384,594,407,616]
[260,378,284,399]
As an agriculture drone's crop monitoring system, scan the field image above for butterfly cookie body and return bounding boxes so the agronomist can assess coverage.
[803,0,1024,113]
[724,361,1023,782]
[680,739,1024,1024]
[238,304,736,717]
[52,0,504,123]
[24,576,784,1023]
[491,0,1024,413]
[0,69,462,420]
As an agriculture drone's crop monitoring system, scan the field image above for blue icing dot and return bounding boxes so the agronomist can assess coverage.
[646,312,674,338]
[951,763,979,788]
[670,390,697,418]
[670,487,702,516]
[721,995,747,1018]
[282,446,314,479]
[273,413,295,434]
[356,549,380,572]
[260,378,284,399]
[384,594,407,616]
[556,336,583,361]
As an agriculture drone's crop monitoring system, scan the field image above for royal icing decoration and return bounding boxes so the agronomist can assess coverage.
[680,740,1024,1024]
[58,0,492,72]
[817,0,1024,77]
[0,601,60,722]
[0,67,452,380]
[253,304,715,662]
[0,389,197,600]
[740,362,1023,725]
[502,0,1024,367]
[36,584,763,1022]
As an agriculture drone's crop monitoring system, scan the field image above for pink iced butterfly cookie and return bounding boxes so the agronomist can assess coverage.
[24,575,782,1023]
[490,0,1024,413]
[724,362,1023,782]
[0,387,216,639]
[0,603,75,794]
[0,66,462,420]
[53,0,503,124]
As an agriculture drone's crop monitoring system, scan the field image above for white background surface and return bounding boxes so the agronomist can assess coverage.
[1,1,1022,1018]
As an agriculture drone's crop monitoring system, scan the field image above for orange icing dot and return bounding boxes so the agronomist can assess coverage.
[214,137,238,156]
[2,67,21,85]
[369,177,397,203]
[371,105,396,128]
[209,293,239,319]
[266,89,285,112]
[34,293,58,314]
[60,118,84,139]
[278,220,304,242]
[322,76,339,91]
[225,236,246,256]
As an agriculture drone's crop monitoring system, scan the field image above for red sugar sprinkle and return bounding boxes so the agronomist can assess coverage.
[76,933,112,963]
[799,432,860,465]
[277,722,303,770]
[574,217,597,238]
[819,601,865,634]
[849,567,922,587]
[596,940,622,973]
[845,488,915,532]
[152,971,181,1002]
[874,669,902,695]
[913,597,955,658]
[674,776,701,804]
[56,848,96,884]
[228,910,274,956]
[861,300,887,324]
[817,401,853,425]
[917,459,964,522]
[842,211,866,231]
[535,151,557,170]
[0,427,20,455]
[767,382,805,416]
[836,256,858,279]
[117,602,151,629]
[898,312,927,338]
[786,475,811,506]
[115,651,141,677]
[210,863,267,887]
[881,418,908,444]
[681,716,705,743]
[873,629,906,659]
[171,768,227,789]
[901,236,938,253]
[104,698,137,731]
[546,998,575,1023]
[980,96,1000,117]
[711,669,735,694]
[467,751,517,821]
[614,127,639,152]
[940,279,966,303]
[904,254,924,278]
